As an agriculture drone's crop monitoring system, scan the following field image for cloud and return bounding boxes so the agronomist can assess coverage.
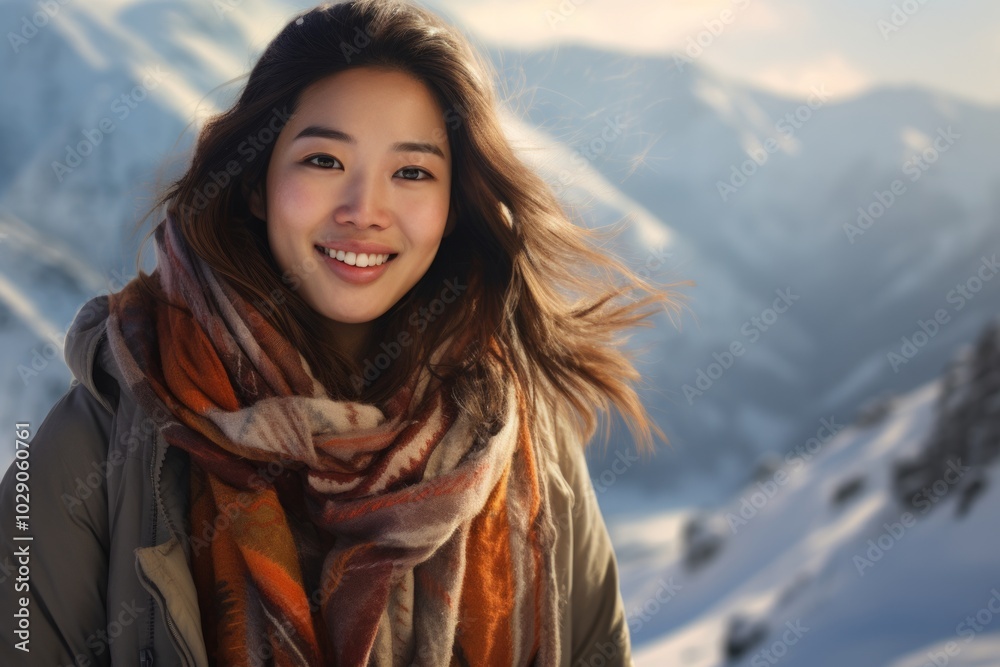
[435,0,788,54]
[425,0,998,107]
[742,53,872,102]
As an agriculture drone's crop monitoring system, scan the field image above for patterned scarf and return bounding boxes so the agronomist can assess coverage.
[104,213,562,666]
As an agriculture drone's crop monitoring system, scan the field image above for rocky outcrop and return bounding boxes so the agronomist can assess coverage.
[893,317,1000,516]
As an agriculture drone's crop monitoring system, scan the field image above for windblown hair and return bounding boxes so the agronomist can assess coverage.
[133,0,688,456]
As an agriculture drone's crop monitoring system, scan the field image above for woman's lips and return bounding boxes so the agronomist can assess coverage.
[315,245,395,285]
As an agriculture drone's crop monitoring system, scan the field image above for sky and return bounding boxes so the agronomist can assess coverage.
[411,0,1000,107]
[61,0,995,108]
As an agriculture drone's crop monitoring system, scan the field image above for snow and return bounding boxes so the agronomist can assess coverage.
[890,635,1000,667]
[604,378,1000,666]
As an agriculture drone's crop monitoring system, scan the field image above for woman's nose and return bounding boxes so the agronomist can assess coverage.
[333,168,389,229]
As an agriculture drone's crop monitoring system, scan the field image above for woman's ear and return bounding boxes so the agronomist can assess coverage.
[245,183,266,221]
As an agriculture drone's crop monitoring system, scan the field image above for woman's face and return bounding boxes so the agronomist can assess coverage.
[251,66,453,344]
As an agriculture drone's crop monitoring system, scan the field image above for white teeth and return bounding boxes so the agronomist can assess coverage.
[318,246,391,267]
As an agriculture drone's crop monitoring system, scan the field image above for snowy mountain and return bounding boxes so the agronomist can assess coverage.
[1,1,999,508]
[0,0,300,441]
[603,317,1000,666]
[490,44,1000,496]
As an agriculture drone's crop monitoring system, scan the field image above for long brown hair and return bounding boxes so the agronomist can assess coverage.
[132,0,689,457]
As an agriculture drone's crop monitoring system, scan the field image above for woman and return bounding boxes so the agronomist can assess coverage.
[0,1,683,665]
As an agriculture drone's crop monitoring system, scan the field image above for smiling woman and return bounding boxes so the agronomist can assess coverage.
[248,67,455,359]
[0,1,686,666]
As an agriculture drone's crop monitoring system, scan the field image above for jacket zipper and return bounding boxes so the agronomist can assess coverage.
[138,561,193,667]
[145,443,158,660]
[147,431,193,666]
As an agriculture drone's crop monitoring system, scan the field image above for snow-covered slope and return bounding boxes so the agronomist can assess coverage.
[605,324,1000,666]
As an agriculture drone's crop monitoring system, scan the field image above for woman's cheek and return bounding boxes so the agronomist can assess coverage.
[273,178,323,229]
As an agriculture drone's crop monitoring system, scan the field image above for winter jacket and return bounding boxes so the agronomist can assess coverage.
[0,294,634,666]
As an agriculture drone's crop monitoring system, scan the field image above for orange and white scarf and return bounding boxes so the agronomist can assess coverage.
[105,213,562,666]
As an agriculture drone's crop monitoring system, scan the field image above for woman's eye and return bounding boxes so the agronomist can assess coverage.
[306,155,341,169]
[397,166,432,181]
[304,156,430,180]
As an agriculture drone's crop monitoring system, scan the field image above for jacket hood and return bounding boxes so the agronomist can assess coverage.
[63,293,118,413]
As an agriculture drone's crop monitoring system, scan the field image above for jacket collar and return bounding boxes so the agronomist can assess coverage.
[64,294,117,413]
[64,294,167,522]
[64,292,182,527]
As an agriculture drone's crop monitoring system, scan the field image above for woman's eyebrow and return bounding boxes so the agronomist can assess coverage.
[292,124,446,159]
